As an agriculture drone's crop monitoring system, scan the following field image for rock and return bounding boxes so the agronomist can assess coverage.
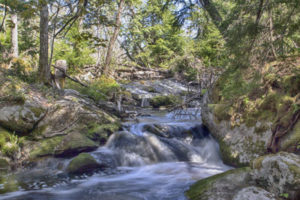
[30,132,98,158]
[185,167,252,200]
[0,158,10,172]
[251,152,300,199]
[143,124,170,138]
[54,132,98,157]
[67,153,101,175]
[201,103,272,167]
[233,187,276,200]
[0,100,46,134]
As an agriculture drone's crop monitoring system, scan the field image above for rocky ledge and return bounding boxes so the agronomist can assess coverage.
[186,152,300,200]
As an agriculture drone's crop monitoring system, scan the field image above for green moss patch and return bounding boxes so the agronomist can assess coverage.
[185,167,250,200]
[66,153,101,175]
[150,95,182,108]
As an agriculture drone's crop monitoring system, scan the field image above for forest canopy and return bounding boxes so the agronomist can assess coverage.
[0,0,299,82]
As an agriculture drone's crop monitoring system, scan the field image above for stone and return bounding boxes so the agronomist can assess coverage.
[30,133,98,158]
[0,101,46,134]
[233,187,276,200]
[66,153,101,175]
[185,167,252,200]
[251,152,300,199]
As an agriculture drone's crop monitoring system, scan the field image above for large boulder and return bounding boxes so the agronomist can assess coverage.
[29,132,98,159]
[233,186,276,200]
[185,167,252,200]
[32,90,119,139]
[252,152,300,199]
[0,100,46,134]
[201,103,272,167]
[66,153,101,175]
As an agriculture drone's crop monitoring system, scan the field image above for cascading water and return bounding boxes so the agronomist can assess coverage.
[0,109,231,200]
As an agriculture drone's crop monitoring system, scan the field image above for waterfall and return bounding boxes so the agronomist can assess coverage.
[0,109,230,200]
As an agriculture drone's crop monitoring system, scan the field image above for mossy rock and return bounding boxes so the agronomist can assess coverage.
[185,167,251,200]
[86,122,120,145]
[251,152,300,198]
[30,132,98,159]
[30,136,64,158]
[149,95,181,108]
[54,132,98,157]
[0,158,9,172]
[218,139,248,167]
[280,121,300,152]
[213,104,232,122]
[0,102,46,134]
[66,153,101,175]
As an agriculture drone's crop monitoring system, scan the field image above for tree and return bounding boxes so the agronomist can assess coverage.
[38,0,50,83]
[102,0,125,75]
[122,0,185,68]
[10,12,18,58]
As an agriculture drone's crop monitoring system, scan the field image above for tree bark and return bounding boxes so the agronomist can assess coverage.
[102,0,125,76]
[39,2,50,84]
[11,13,18,58]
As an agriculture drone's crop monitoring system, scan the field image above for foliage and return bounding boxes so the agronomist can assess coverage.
[53,24,96,74]
[66,75,120,101]
[122,0,185,68]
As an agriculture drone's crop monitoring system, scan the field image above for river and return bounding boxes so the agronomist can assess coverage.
[0,107,230,200]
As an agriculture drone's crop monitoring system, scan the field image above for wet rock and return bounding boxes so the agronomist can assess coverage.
[233,186,276,200]
[143,124,171,138]
[185,167,252,200]
[251,152,300,199]
[67,153,102,175]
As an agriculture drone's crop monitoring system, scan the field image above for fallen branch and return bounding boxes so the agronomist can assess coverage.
[52,65,88,87]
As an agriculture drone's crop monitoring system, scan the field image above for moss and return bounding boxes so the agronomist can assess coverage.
[281,121,300,151]
[213,104,232,122]
[150,95,182,108]
[66,153,100,175]
[282,75,300,96]
[54,132,98,157]
[29,125,48,139]
[0,176,19,194]
[254,123,270,134]
[259,92,281,112]
[86,122,120,144]
[218,138,247,167]
[0,128,11,148]
[185,167,250,200]
[0,158,9,172]
[252,155,267,169]
[29,106,45,118]
[30,136,63,159]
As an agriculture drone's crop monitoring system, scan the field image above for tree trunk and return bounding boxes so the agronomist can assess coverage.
[39,2,50,84]
[102,0,125,76]
[11,13,18,58]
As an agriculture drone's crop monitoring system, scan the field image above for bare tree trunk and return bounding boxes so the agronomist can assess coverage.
[102,0,125,76]
[39,2,50,84]
[11,13,18,58]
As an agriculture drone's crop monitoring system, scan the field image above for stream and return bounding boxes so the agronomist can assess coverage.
[0,80,231,200]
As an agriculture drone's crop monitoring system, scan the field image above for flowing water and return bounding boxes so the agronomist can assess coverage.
[0,108,230,200]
